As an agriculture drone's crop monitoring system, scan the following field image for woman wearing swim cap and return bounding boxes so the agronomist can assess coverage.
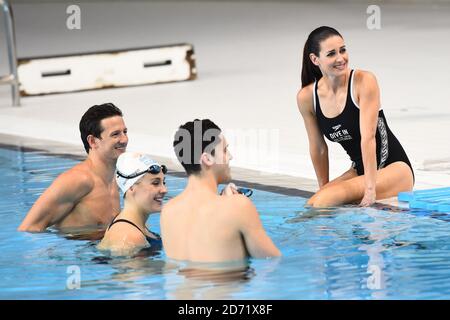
[98,152,167,256]
[297,26,414,207]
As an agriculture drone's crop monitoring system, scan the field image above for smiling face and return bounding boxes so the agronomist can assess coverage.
[310,35,348,77]
[131,172,167,213]
[92,116,128,161]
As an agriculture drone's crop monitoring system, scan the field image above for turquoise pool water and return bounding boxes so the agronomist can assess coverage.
[1,146,450,299]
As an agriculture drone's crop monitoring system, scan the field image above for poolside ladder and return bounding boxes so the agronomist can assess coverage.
[0,0,20,106]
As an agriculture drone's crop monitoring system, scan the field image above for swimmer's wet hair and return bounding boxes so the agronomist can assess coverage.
[79,103,123,153]
[301,26,343,88]
[173,119,222,176]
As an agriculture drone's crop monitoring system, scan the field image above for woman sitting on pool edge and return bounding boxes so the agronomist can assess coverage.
[297,26,414,207]
[98,152,167,256]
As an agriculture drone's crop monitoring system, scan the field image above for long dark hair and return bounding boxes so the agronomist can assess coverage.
[301,26,343,88]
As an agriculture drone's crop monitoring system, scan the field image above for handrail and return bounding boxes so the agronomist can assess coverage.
[1,0,20,106]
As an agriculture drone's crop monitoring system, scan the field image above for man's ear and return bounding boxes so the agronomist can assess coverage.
[87,135,98,150]
[200,152,214,167]
[309,53,320,66]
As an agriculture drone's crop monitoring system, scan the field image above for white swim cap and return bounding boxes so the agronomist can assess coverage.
[116,152,165,194]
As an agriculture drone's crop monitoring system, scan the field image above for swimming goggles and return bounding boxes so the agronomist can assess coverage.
[117,164,167,179]
[237,187,253,197]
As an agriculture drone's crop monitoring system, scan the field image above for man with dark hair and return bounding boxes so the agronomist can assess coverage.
[18,103,128,232]
[161,119,281,262]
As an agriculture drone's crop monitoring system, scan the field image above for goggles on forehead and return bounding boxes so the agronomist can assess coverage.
[117,164,167,179]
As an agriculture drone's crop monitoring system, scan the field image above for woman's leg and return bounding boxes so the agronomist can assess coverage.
[322,167,358,189]
[308,161,414,208]
[306,167,358,206]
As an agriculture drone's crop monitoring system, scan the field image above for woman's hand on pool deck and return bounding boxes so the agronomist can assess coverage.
[359,188,376,207]
[221,183,239,196]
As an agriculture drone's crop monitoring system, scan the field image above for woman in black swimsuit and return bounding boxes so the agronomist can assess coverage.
[297,26,414,207]
[98,152,167,256]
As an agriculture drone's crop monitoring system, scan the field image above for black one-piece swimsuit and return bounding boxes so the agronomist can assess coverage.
[313,69,414,180]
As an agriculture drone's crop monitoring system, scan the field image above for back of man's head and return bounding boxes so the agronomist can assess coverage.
[79,103,123,153]
[173,119,222,175]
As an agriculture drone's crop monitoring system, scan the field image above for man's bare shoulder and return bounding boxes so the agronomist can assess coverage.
[161,192,184,211]
[218,194,258,219]
[162,193,256,217]
[52,161,95,193]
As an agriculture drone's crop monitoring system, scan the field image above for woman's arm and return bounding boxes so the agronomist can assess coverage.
[357,71,381,206]
[297,87,329,188]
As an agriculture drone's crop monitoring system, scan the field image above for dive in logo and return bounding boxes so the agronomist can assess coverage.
[329,124,352,142]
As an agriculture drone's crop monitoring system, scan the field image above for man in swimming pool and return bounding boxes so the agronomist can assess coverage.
[18,103,128,232]
[161,119,281,262]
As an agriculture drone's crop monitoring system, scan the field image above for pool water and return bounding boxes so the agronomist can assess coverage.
[1,146,450,299]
